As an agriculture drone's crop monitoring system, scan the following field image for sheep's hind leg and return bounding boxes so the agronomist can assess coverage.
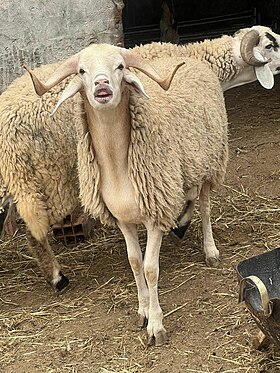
[117,222,150,328]
[26,229,69,291]
[172,200,195,238]
[144,223,166,346]
[199,182,219,267]
[171,186,198,239]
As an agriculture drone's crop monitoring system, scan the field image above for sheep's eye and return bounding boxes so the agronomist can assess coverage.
[265,44,273,50]
[117,63,124,70]
[79,68,85,74]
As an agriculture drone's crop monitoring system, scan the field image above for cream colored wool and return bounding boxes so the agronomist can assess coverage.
[0,64,79,241]
[77,58,228,232]
[132,35,240,84]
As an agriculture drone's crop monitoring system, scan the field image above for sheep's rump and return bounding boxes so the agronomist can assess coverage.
[78,58,228,232]
[0,64,79,226]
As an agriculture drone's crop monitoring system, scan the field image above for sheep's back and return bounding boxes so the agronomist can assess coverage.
[132,36,236,82]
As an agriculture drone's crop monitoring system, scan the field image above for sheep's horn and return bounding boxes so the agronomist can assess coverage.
[24,54,79,96]
[240,30,269,67]
[121,49,185,90]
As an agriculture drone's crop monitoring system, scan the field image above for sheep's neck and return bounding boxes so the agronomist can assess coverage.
[83,92,141,223]
[85,96,130,179]
[184,37,255,89]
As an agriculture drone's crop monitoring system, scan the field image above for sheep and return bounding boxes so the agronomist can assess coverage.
[1,24,278,292]
[26,43,228,345]
[0,63,81,291]
[133,25,280,91]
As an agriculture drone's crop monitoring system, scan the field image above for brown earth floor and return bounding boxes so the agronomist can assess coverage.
[1,75,280,373]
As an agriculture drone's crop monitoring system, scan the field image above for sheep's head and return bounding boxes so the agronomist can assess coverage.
[25,44,184,115]
[235,26,280,88]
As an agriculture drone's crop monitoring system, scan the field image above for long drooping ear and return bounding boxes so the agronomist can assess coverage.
[50,76,83,116]
[123,70,150,98]
[251,48,274,89]
[24,54,79,96]
[255,65,274,89]
[120,48,184,90]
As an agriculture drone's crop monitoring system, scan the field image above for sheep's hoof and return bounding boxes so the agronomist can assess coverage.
[171,222,190,239]
[147,330,166,347]
[206,257,220,268]
[137,314,148,329]
[54,272,69,292]
[48,272,69,292]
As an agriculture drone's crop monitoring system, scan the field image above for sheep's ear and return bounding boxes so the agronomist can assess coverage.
[253,49,274,89]
[123,70,149,99]
[50,76,82,116]
[255,65,274,89]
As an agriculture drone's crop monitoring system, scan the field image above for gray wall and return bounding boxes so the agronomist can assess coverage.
[0,0,124,92]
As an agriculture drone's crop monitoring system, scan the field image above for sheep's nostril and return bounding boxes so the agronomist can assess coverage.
[95,79,109,86]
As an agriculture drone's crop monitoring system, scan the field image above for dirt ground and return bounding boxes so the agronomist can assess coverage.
[1,75,280,373]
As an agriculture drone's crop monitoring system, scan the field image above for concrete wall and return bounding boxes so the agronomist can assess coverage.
[0,0,124,92]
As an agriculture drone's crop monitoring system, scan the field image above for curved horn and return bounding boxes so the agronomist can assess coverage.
[120,49,185,90]
[240,30,269,67]
[24,54,79,96]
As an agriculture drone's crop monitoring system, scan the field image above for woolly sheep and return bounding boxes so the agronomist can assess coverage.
[27,43,228,345]
[0,64,80,291]
[1,24,279,292]
[133,25,280,91]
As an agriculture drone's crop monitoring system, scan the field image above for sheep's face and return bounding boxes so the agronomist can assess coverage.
[252,26,280,75]
[231,25,280,89]
[77,45,135,109]
[234,26,280,72]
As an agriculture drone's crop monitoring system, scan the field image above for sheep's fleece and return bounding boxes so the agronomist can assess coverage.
[132,35,238,83]
[77,58,228,232]
[0,63,79,242]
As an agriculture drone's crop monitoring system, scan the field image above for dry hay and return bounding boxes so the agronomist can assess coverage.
[0,182,280,372]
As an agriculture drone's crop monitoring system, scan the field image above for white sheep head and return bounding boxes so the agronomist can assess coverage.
[25,44,184,115]
[236,26,280,89]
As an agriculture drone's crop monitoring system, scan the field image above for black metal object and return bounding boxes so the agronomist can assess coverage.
[123,0,257,47]
[237,248,280,348]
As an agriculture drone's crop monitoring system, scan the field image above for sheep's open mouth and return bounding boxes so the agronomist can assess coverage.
[94,86,113,104]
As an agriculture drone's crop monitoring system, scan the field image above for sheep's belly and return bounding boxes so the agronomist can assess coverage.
[101,182,143,224]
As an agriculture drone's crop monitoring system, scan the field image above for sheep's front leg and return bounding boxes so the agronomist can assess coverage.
[117,222,150,328]
[144,224,166,346]
[199,182,219,267]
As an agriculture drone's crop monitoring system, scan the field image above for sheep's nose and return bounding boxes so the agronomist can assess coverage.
[95,78,109,86]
